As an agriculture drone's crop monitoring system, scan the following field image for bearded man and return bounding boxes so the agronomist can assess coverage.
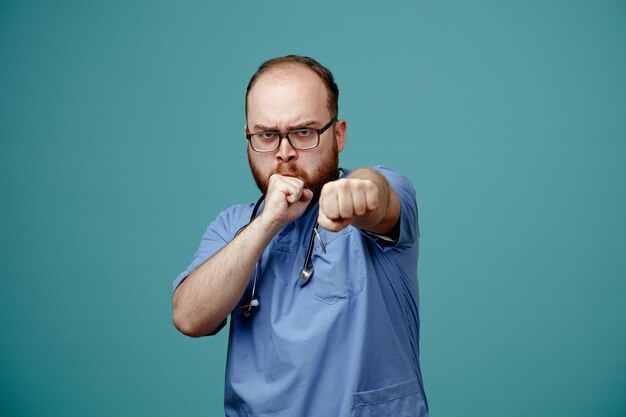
[172,55,428,416]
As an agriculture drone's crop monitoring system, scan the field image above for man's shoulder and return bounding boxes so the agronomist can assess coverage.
[204,202,253,234]
[216,202,256,224]
[222,202,256,215]
[372,165,412,181]
[374,166,416,193]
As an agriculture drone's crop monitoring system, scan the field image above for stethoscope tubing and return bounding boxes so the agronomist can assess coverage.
[235,194,322,317]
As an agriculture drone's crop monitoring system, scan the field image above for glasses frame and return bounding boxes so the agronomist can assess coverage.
[246,116,338,153]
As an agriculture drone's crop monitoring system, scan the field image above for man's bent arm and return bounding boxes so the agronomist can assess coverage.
[172,215,280,337]
[172,174,312,337]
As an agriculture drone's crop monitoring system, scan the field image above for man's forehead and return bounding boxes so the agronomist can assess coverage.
[249,65,324,97]
[247,65,330,125]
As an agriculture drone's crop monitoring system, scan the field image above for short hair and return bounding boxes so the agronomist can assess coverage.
[245,55,339,119]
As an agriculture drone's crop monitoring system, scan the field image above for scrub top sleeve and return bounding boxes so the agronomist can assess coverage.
[172,206,250,336]
[172,205,248,293]
[365,166,419,252]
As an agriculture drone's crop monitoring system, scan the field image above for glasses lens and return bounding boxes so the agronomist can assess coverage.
[251,133,279,152]
[288,129,318,150]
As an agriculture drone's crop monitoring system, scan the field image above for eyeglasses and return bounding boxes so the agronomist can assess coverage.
[246,116,337,153]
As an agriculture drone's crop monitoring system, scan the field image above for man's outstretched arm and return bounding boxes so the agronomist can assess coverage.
[172,175,313,337]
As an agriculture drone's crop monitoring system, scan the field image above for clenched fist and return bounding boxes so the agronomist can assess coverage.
[318,177,384,232]
[260,174,314,230]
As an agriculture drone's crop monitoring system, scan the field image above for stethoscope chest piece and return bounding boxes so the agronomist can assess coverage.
[299,267,314,287]
[299,222,326,287]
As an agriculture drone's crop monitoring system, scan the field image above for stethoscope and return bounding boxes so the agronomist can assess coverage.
[235,194,327,318]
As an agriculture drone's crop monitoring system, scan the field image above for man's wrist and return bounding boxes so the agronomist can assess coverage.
[255,211,286,237]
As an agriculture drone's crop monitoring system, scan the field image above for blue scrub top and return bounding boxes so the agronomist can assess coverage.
[173,167,428,417]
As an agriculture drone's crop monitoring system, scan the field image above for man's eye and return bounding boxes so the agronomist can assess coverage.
[293,129,314,138]
[259,132,278,140]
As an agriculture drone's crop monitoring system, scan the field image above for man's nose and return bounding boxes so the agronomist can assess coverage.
[276,135,297,162]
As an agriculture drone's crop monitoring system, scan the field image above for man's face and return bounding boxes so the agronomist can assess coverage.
[245,65,346,199]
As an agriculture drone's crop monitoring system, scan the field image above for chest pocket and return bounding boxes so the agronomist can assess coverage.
[308,228,367,304]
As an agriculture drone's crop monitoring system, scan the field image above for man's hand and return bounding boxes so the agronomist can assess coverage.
[318,169,400,236]
[318,177,384,232]
[260,174,314,230]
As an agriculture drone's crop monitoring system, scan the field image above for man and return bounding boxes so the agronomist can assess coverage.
[172,55,428,416]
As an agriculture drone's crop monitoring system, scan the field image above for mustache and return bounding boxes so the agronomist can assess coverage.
[273,164,308,179]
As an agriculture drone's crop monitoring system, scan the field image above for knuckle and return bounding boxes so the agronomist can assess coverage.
[319,219,331,229]
[338,179,351,191]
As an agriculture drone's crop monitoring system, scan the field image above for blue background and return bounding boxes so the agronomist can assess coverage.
[1,1,625,416]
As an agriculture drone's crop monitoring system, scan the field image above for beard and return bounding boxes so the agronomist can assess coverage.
[248,140,339,203]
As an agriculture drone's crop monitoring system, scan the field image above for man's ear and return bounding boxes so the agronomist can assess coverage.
[335,119,347,152]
